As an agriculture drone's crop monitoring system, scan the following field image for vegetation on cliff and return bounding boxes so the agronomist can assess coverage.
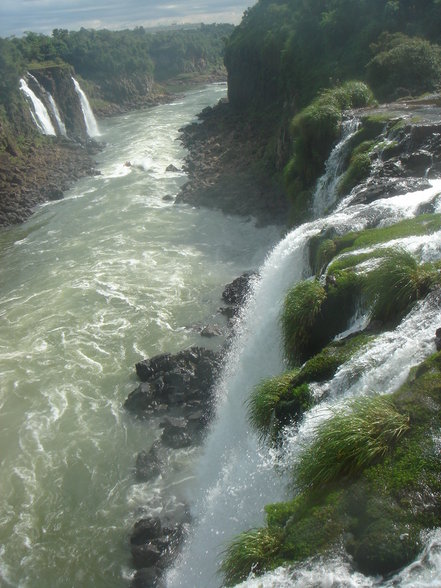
[222,341,441,584]
[222,0,441,226]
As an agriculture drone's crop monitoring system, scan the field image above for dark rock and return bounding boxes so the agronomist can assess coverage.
[401,150,433,175]
[162,195,174,202]
[131,543,162,568]
[166,164,180,172]
[435,327,441,351]
[200,324,222,338]
[125,382,156,413]
[131,518,163,545]
[126,347,221,417]
[135,444,162,482]
[160,417,192,448]
[350,177,431,205]
[222,271,257,306]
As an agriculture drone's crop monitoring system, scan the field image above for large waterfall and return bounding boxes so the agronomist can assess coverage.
[167,116,441,586]
[19,77,56,136]
[72,77,100,137]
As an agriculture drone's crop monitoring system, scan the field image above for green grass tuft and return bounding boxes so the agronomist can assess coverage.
[247,370,299,438]
[220,527,283,586]
[281,279,326,364]
[364,248,440,322]
[297,395,410,489]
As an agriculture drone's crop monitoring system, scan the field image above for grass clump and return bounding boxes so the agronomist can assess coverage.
[294,333,373,385]
[247,370,309,439]
[220,527,283,586]
[297,395,410,489]
[337,141,373,197]
[281,271,363,365]
[365,248,440,323]
[281,279,326,364]
[310,214,441,271]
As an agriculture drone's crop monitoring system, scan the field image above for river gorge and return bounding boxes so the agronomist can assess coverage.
[0,84,281,587]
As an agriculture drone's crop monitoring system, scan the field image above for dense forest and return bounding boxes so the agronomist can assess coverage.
[217,0,441,225]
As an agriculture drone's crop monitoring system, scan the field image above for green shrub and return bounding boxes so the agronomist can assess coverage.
[367,33,441,101]
[364,248,440,323]
[297,395,410,489]
[220,527,283,586]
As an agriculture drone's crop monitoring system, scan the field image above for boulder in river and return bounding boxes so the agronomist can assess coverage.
[125,346,221,417]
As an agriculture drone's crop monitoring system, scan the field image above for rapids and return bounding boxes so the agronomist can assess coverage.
[0,85,281,587]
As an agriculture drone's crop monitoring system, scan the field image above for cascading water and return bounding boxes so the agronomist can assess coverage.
[167,110,441,585]
[19,77,56,136]
[72,77,100,137]
[47,93,67,136]
[312,117,359,217]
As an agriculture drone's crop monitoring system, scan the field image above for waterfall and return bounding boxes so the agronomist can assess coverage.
[47,93,67,136]
[166,105,441,586]
[19,78,56,136]
[312,117,360,217]
[72,77,100,137]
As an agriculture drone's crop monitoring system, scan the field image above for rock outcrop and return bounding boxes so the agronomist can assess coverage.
[175,100,289,226]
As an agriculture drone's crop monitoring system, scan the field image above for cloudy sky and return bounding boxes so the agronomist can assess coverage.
[0,0,253,37]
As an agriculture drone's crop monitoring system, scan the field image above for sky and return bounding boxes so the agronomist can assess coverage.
[0,0,253,38]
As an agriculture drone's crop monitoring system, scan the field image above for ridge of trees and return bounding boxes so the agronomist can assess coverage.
[0,24,233,115]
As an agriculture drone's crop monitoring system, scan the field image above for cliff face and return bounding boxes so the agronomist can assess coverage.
[31,66,88,141]
[0,67,98,227]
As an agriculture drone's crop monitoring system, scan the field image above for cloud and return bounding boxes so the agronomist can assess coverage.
[0,0,252,37]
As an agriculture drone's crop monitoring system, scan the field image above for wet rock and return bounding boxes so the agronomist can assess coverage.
[166,164,180,172]
[200,324,222,338]
[222,271,257,306]
[125,382,157,413]
[160,416,193,448]
[126,347,221,417]
[131,543,162,568]
[135,444,162,482]
[162,195,174,202]
[350,177,431,205]
[435,327,441,351]
[131,518,163,545]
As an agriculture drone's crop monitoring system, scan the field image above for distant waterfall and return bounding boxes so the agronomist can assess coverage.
[47,93,67,136]
[72,77,100,137]
[19,78,56,136]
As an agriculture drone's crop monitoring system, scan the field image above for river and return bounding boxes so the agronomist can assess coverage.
[0,84,281,587]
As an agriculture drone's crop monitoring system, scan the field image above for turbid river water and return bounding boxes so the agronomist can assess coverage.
[0,84,281,587]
